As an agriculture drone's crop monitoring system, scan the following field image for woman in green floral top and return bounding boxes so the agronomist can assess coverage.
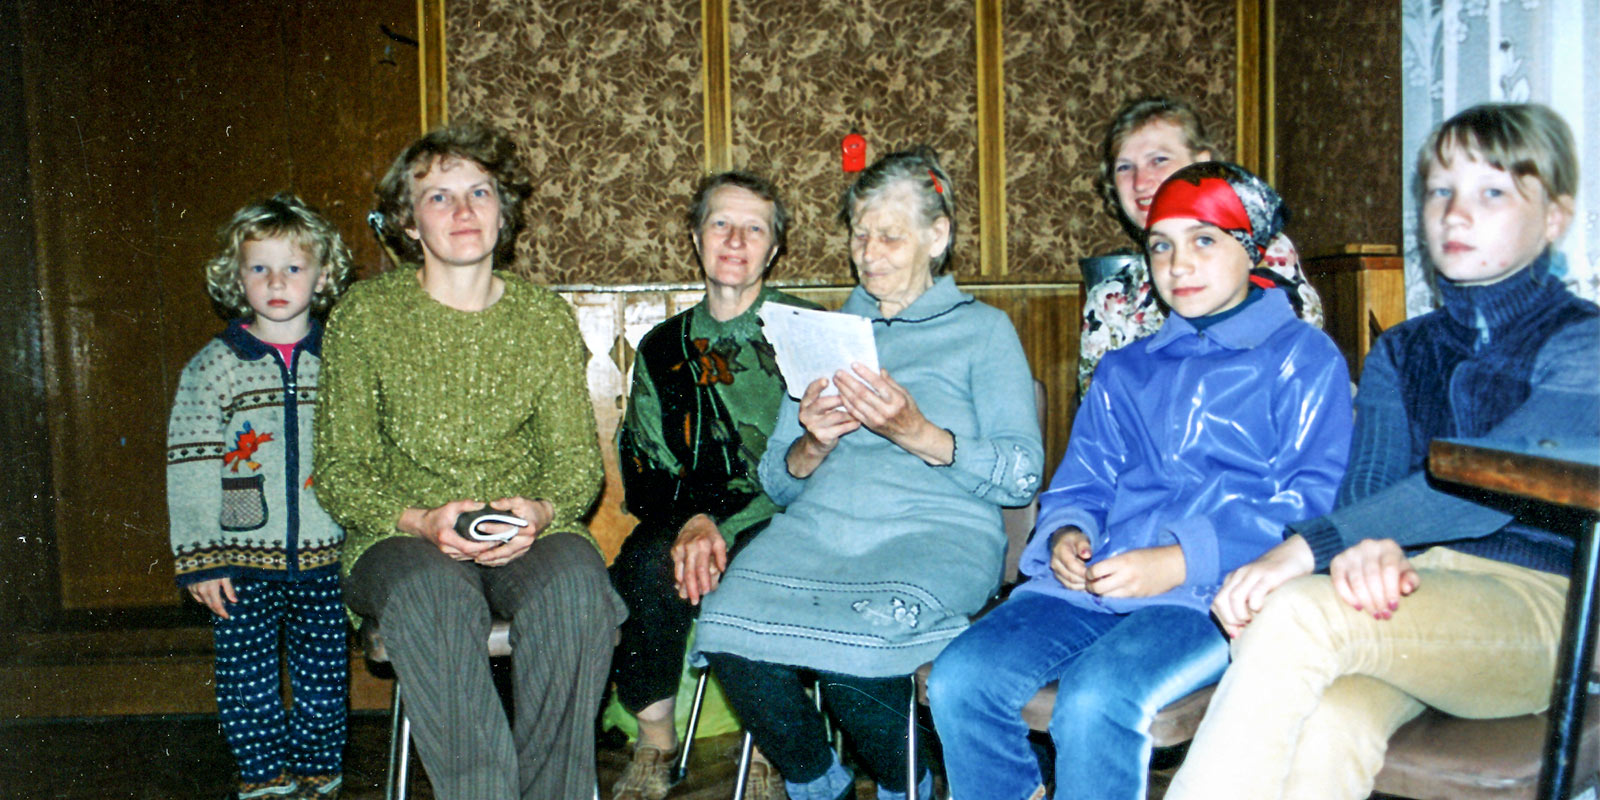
[314,124,624,800]
[607,172,818,800]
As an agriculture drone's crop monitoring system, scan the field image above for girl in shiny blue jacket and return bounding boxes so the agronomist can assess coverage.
[929,162,1353,800]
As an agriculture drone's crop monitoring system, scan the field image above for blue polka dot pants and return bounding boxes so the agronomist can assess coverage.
[212,573,348,783]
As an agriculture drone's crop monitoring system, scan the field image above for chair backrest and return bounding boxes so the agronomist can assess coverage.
[1001,379,1047,584]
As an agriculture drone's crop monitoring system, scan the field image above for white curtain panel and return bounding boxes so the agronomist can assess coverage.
[1401,0,1597,316]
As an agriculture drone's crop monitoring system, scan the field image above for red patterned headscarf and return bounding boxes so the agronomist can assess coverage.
[1144,161,1287,266]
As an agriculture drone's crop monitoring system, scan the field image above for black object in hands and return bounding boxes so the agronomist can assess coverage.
[455,505,529,542]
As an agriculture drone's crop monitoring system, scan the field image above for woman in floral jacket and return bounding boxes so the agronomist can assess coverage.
[1079,96,1323,394]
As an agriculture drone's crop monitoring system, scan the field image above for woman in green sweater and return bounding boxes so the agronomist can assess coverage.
[314,124,625,800]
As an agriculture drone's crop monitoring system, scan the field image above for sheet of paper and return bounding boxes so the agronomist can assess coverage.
[757,303,879,398]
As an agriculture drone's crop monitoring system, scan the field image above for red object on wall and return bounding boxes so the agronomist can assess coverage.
[841,132,866,173]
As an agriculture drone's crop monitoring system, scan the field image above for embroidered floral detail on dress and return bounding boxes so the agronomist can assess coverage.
[852,596,921,628]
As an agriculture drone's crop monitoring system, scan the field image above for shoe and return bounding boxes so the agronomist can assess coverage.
[612,744,674,800]
[292,773,341,799]
[229,772,297,800]
[745,759,790,800]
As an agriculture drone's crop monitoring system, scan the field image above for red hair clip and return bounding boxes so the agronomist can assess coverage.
[929,170,944,194]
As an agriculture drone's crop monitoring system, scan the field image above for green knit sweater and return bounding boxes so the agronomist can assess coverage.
[313,269,603,577]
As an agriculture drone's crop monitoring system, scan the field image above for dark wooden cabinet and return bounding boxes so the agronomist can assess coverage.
[1303,253,1406,380]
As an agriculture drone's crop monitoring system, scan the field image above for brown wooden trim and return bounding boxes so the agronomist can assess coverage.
[1261,0,1275,184]
[974,0,1006,277]
[1303,254,1405,274]
[701,0,732,173]
[1234,0,1263,175]
[419,0,448,130]
[1430,441,1600,512]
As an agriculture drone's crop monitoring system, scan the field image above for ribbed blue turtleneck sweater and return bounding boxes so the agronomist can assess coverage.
[1290,250,1600,574]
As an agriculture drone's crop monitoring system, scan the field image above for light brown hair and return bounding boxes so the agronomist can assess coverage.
[373,123,534,266]
[204,192,353,319]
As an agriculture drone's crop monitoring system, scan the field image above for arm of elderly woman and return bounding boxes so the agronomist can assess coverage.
[785,375,865,478]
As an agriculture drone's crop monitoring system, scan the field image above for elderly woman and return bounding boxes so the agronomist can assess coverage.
[607,171,820,800]
[314,123,625,800]
[691,147,1045,800]
[1079,95,1324,393]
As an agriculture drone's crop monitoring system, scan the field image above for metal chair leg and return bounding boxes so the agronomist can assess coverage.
[906,674,919,800]
[385,680,411,800]
[731,730,755,800]
[672,668,712,784]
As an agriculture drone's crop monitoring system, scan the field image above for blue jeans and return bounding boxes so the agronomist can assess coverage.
[928,592,1228,800]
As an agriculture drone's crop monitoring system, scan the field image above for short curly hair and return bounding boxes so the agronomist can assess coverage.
[373,122,534,267]
[1098,96,1223,243]
[837,145,957,275]
[204,192,354,319]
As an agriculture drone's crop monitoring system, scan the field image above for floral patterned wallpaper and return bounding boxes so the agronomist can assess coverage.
[1003,0,1237,279]
[448,0,1243,284]
[447,0,707,285]
[728,0,980,284]
[1274,3,1402,259]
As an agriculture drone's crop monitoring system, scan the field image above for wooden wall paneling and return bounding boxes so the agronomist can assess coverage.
[1001,0,1239,280]
[1234,0,1265,178]
[0,0,57,627]
[22,0,423,613]
[1271,2,1403,257]
[420,0,448,129]
[727,0,979,286]
[285,0,428,279]
[974,0,1006,278]
[1303,254,1405,380]
[5,0,422,718]
[701,0,732,172]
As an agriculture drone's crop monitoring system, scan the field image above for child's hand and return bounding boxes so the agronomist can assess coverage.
[1049,527,1093,591]
[473,496,554,568]
[1212,535,1315,638]
[187,577,237,619]
[1328,538,1419,620]
[1086,544,1185,598]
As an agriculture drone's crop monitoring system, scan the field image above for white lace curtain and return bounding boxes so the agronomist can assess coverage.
[1401,0,1597,315]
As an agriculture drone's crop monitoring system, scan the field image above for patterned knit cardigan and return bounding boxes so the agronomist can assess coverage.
[166,319,344,586]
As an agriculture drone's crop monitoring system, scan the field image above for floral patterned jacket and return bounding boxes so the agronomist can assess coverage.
[1078,233,1323,395]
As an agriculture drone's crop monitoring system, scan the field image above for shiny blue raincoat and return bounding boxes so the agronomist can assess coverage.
[1012,288,1352,615]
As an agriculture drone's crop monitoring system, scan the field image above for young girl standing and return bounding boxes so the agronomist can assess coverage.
[167,193,354,800]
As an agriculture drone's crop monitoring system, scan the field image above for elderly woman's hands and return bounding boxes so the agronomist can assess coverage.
[671,513,727,606]
[787,376,863,478]
[835,364,954,466]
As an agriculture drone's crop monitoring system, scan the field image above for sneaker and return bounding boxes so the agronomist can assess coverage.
[612,744,674,800]
[746,759,790,800]
[293,773,341,799]
[230,772,297,800]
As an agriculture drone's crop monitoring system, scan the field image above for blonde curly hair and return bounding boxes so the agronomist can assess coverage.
[203,193,354,319]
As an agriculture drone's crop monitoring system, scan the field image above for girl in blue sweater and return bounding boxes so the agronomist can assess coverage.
[929,162,1352,800]
[1167,103,1597,800]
